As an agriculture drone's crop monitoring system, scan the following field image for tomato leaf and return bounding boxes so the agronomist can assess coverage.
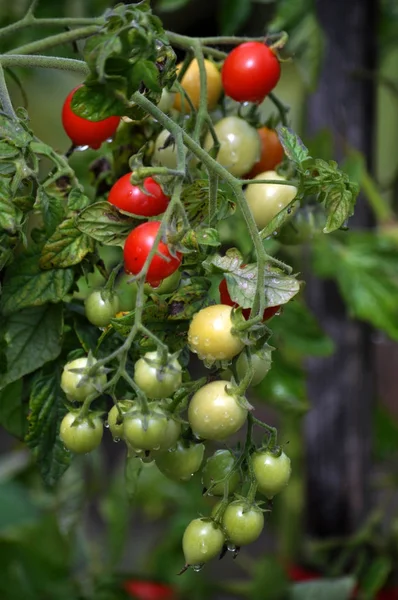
[0,179,23,234]
[67,188,91,212]
[168,278,210,320]
[0,113,32,148]
[313,232,398,340]
[289,577,356,600]
[218,0,252,35]
[125,456,143,503]
[34,187,66,236]
[40,217,95,269]
[25,370,71,487]
[0,253,74,315]
[181,180,235,228]
[277,126,310,165]
[0,305,63,391]
[0,380,26,439]
[181,227,220,251]
[75,201,138,246]
[285,12,325,91]
[361,556,392,599]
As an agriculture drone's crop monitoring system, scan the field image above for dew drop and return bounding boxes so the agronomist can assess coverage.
[75,144,89,152]
[191,564,204,572]
[104,420,110,429]
[227,543,236,552]
[113,436,121,443]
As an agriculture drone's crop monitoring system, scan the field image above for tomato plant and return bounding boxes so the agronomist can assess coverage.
[246,127,285,178]
[173,58,222,112]
[60,357,107,403]
[133,351,182,399]
[245,170,298,230]
[219,277,280,322]
[124,410,169,451]
[85,289,120,327]
[251,449,292,499]
[108,173,170,217]
[221,500,264,546]
[60,412,103,454]
[154,440,205,481]
[221,42,281,103]
[188,304,245,362]
[201,449,240,495]
[182,519,225,566]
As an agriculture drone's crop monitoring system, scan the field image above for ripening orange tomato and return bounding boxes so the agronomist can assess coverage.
[246,127,285,178]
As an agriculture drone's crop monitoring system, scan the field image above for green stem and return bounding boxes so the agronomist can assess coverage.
[0,16,102,41]
[191,41,207,144]
[361,168,394,223]
[268,91,290,126]
[0,54,89,74]
[7,25,99,55]
[0,62,17,119]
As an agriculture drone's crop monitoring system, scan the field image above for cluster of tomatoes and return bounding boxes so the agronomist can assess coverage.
[59,41,295,570]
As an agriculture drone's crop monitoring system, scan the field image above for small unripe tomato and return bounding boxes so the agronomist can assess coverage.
[173,59,222,112]
[134,351,182,399]
[107,400,135,439]
[252,449,291,498]
[245,170,298,230]
[222,500,264,546]
[155,440,205,481]
[85,290,120,328]
[62,86,120,149]
[204,116,261,177]
[60,412,103,454]
[182,518,225,565]
[201,449,240,496]
[236,350,272,386]
[61,357,107,403]
[188,380,248,441]
[123,411,168,451]
[157,88,176,113]
[114,273,139,312]
[151,129,178,170]
[158,417,182,451]
[188,304,244,362]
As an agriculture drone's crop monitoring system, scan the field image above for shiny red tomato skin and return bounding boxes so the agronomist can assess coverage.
[62,86,120,149]
[108,173,169,216]
[219,278,280,321]
[221,42,281,103]
[124,579,176,600]
[123,221,182,287]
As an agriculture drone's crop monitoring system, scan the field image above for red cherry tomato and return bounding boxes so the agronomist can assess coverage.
[221,42,281,103]
[62,85,120,150]
[219,278,280,321]
[108,173,169,216]
[124,579,176,600]
[286,564,321,583]
[123,221,182,287]
[245,127,285,178]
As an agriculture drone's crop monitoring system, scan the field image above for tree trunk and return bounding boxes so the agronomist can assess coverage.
[305,0,376,536]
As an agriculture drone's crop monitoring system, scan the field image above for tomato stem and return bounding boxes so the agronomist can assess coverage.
[0,53,89,74]
[0,62,18,119]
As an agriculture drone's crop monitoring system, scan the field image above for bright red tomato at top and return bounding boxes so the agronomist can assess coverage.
[108,173,170,216]
[123,221,182,287]
[221,42,281,103]
[62,86,120,150]
[219,278,280,321]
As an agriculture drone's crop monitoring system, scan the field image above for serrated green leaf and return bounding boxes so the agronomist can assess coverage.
[75,201,137,246]
[313,232,398,340]
[0,305,63,391]
[40,217,95,269]
[181,227,220,250]
[218,0,252,35]
[26,370,71,487]
[271,301,334,357]
[0,380,25,439]
[34,187,66,236]
[323,186,355,233]
[289,577,356,600]
[0,178,23,234]
[71,82,127,121]
[0,253,74,315]
[73,316,101,354]
[0,114,32,147]
[277,126,310,164]
[0,140,19,159]
[168,280,210,320]
[67,188,91,211]
[125,456,143,502]
[181,180,234,228]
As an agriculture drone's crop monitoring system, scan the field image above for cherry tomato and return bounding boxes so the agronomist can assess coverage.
[115,273,140,312]
[204,116,260,177]
[236,350,272,386]
[124,579,175,600]
[155,440,205,481]
[107,400,135,439]
[246,127,285,178]
[61,357,107,403]
[151,129,178,170]
[60,412,103,454]
[123,221,182,287]
[85,290,120,328]
[219,278,280,322]
[221,42,281,103]
[144,269,181,295]
[134,351,182,399]
[182,518,225,565]
[188,380,248,441]
[123,410,168,451]
[201,449,240,496]
[157,417,182,451]
[222,500,264,546]
[157,89,176,113]
[251,449,291,498]
[188,304,244,362]
[245,170,298,230]
[62,86,120,150]
[108,173,169,217]
[173,59,222,112]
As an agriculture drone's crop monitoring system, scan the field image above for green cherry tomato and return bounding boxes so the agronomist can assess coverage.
[85,289,120,328]
[182,518,225,566]
[222,500,264,546]
[123,410,168,450]
[204,116,261,177]
[107,400,135,439]
[144,269,181,295]
[114,273,139,312]
[188,380,248,441]
[60,412,103,454]
[151,129,178,169]
[134,351,182,399]
[188,305,244,362]
[155,440,205,481]
[61,357,107,403]
[158,417,182,450]
[245,170,298,230]
[201,449,240,496]
[236,350,272,386]
[251,450,291,498]
[157,89,176,113]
